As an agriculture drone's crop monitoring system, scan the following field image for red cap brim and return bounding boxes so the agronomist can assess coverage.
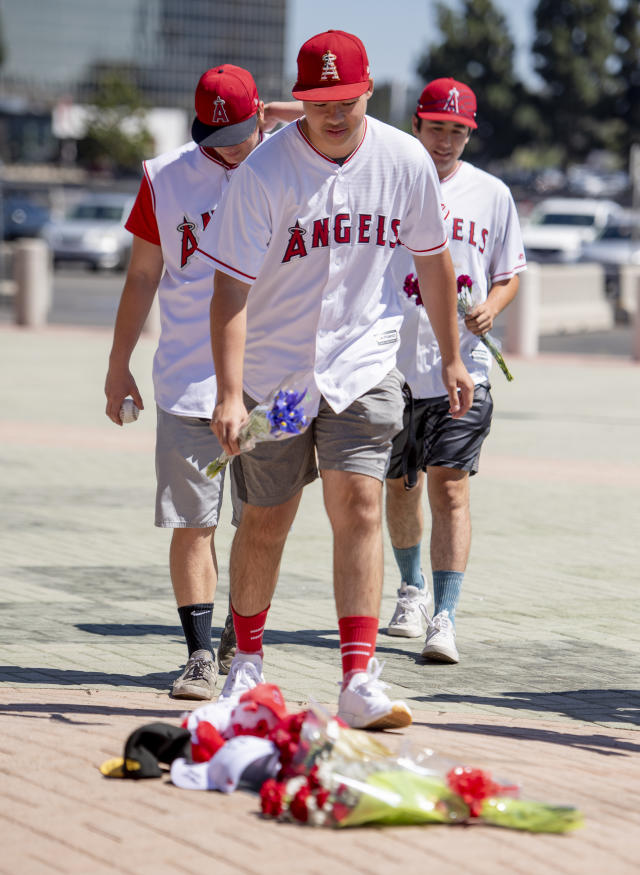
[416,109,477,130]
[292,80,370,101]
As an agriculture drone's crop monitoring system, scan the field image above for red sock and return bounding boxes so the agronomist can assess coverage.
[231,604,269,655]
[338,615,378,685]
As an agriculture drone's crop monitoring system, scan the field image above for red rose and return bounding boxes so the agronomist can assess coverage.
[316,788,330,808]
[456,274,473,294]
[403,273,423,306]
[331,802,351,823]
[260,778,285,818]
[290,784,311,823]
[447,766,502,817]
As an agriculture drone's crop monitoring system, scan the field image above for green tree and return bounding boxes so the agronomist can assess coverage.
[532,0,622,164]
[614,0,640,159]
[77,68,154,175]
[416,0,542,165]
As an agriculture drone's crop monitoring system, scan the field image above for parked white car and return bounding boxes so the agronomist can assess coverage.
[521,197,623,263]
[43,192,134,271]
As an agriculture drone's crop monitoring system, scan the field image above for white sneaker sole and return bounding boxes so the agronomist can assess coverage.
[421,643,459,664]
[340,702,413,731]
[170,681,216,700]
[386,624,424,638]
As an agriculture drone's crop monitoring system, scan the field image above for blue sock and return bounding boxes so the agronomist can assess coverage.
[392,543,424,590]
[432,571,463,625]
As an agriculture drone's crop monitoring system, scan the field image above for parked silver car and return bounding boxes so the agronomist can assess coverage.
[580,213,640,310]
[43,192,134,271]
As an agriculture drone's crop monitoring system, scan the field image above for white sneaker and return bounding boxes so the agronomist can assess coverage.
[421,610,459,664]
[386,582,432,638]
[218,652,264,701]
[337,657,412,730]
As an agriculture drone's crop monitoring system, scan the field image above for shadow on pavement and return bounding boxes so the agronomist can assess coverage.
[411,720,640,756]
[0,666,174,690]
[414,689,640,727]
[74,623,415,659]
[0,701,184,722]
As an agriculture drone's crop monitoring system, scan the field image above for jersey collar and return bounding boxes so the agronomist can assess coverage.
[295,117,367,166]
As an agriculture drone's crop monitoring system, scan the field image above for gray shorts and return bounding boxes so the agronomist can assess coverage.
[232,368,406,507]
[155,406,240,528]
[387,382,493,479]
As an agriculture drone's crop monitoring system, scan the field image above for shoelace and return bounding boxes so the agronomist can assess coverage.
[341,657,390,696]
[423,609,452,636]
[183,656,213,681]
[223,660,261,697]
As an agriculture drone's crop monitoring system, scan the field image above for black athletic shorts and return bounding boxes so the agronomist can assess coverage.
[387,382,493,482]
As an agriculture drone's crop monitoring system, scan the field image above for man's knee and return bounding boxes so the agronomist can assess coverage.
[427,467,469,513]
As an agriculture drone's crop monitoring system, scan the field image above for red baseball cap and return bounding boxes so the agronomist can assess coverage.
[416,78,477,129]
[292,30,371,101]
[238,684,288,722]
[192,64,260,147]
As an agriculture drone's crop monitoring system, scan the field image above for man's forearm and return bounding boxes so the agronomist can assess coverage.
[210,270,251,401]
[413,250,461,362]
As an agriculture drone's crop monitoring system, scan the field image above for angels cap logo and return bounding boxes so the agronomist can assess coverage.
[292,30,371,100]
[415,78,478,130]
[320,50,340,81]
[211,95,229,124]
[443,86,460,115]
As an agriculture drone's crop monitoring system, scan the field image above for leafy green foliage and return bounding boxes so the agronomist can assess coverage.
[77,69,154,175]
[416,0,543,164]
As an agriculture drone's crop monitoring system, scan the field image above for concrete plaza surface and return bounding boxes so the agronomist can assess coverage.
[0,324,639,874]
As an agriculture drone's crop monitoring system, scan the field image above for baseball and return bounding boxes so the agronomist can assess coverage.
[119,398,140,424]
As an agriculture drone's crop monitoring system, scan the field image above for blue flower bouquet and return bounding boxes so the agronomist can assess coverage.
[206,382,310,478]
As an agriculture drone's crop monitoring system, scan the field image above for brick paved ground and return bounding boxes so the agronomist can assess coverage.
[1,325,639,873]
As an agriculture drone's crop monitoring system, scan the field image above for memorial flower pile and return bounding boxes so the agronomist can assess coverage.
[101,685,582,834]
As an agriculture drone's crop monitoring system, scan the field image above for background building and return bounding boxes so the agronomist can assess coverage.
[0,0,286,106]
[0,0,287,164]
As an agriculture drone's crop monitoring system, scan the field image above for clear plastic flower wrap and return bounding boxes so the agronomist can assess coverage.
[206,374,314,478]
[456,274,514,382]
[259,706,582,832]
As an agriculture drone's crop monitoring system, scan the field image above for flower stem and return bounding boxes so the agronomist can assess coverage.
[480,333,514,382]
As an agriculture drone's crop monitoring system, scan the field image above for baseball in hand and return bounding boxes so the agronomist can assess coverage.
[119,398,140,424]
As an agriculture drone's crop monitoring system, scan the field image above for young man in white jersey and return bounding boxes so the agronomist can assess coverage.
[198,33,474,729]
[104,66,299,700]
[384,78,526,662]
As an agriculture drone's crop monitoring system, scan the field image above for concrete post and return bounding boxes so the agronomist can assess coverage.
[13,238,52,327]
[634,285,640,362]
[504,261,540,357]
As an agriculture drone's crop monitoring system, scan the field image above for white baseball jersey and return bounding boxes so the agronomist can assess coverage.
[392,160,526,397]
[128,137,266,418]
[197,116,448,415]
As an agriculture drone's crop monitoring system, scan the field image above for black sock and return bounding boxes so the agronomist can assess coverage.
[177,603,214,657]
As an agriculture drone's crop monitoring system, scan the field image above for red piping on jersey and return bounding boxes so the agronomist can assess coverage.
[403,236,449,254]
[196,248,257,281]
[198,146,236,170]
[492,264,527,281]
[142,162,157,213]
[198,132,264,170]
[295,118,367,165]
[440,162,465,185]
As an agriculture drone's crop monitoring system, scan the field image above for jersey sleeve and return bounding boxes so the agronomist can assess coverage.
[124,172,161,246]
[397,150,448,256]
[489,187,527,283]
[196,162,271,283]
